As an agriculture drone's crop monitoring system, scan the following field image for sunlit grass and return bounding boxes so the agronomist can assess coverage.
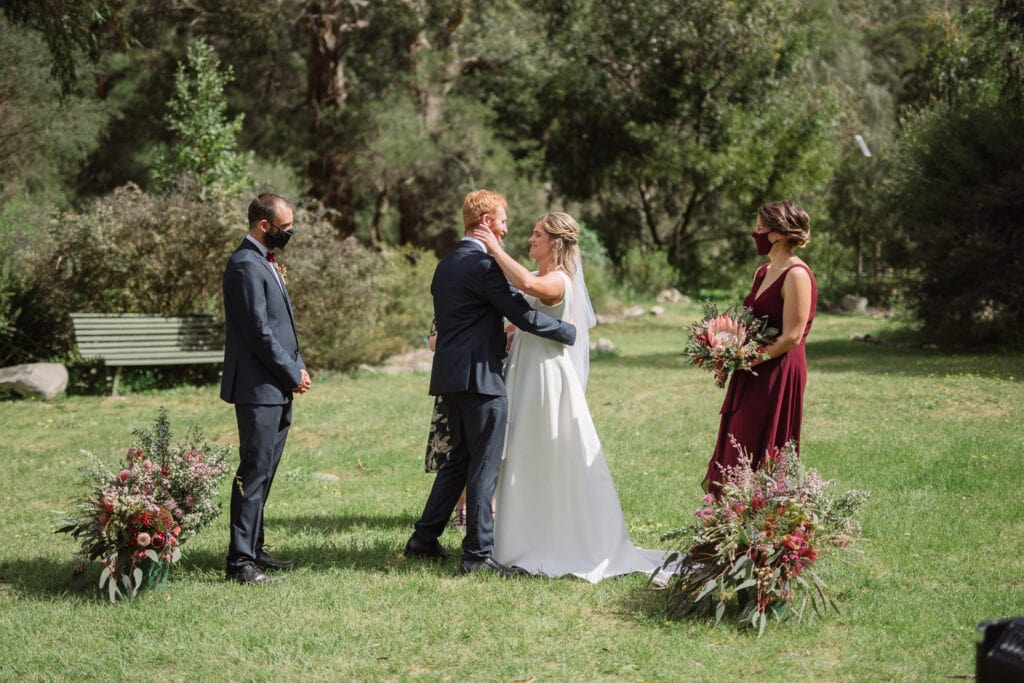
[1,303,1022,680]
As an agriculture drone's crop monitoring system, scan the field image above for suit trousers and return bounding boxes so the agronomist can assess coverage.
[227,402,292,569]
[412,392,507,561]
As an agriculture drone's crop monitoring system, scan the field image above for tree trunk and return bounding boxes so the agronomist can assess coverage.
[306,3,355,238]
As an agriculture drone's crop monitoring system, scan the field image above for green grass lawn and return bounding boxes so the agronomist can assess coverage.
[1,303,1022,681]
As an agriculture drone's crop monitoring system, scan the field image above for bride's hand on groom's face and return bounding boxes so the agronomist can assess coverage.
[471,228,499,253]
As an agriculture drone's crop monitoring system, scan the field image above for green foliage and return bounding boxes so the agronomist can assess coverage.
[350,91,539,250]
[576,223,618,313]
[880,4,1024,345]
[375,245,440,350]
[5,0,1022,351]
[618,245,678,298]
[888,98,1024,345]
[53,183,238,316]
[151,39,253,199]
[0,211,70,363]
[287,206,436,371]
[0,260,16,350]
[0,184,237,365]
[0,0,129,95]
[0,18,109,206]
[479,0,841,290]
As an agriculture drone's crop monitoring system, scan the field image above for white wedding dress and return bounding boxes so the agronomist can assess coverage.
[493,272,668,583]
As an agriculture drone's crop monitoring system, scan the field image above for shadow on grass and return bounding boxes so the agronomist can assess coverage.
[1,513,466,600]
[270,512,412,534]
[0,556,112,602]
[618,577,763,635]
[598,338,1021,381]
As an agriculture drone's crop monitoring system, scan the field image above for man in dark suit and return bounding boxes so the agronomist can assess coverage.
[404,189,576,576]
[221,193,311,585]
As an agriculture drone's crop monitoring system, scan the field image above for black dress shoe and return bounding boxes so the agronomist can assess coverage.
[255,552,298,572]
[459,557,527,577]
[225,563,284,585]
[404,537,451,560]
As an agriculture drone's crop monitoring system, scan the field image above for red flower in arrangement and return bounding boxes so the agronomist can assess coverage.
[782,530,805,551]
[657,438,869,635]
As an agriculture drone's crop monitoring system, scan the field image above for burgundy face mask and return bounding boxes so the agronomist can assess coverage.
[752,231,774,256]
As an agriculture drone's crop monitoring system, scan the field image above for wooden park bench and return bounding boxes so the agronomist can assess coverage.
[71,313,223,396]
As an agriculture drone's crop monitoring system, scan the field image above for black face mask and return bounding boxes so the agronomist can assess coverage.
[266,225,293,250]
[752,231,774,256]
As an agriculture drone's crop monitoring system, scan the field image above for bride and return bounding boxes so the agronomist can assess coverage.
[471,212,667,583]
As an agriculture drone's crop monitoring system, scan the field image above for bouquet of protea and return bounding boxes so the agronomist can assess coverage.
[656,438,869,636]
[685,301,777,388]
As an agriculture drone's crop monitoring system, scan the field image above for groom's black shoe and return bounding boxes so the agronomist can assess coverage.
[254,551,298,572]
[225,563,283,585]
[459,557,528,577]
[404,537,451,560]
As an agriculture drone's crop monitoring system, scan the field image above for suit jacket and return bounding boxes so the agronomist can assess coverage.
[220,238,305,405]
[429,239,576,397]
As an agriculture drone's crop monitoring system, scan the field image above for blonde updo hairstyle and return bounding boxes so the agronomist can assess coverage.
[537,211,580,276]
[758,201,811,248]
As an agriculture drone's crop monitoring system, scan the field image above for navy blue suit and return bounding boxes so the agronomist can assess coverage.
[221,237,305,569]
[412,238,575,561]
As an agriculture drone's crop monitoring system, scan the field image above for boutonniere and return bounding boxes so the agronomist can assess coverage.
[266,252,287,282]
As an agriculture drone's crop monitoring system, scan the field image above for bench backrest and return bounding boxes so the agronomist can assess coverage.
[71,313,223,366]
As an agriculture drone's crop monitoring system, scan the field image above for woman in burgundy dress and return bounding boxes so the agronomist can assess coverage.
[702,201,818,494]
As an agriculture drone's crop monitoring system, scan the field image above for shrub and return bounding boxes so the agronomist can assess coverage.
[286,207,436,371]
[52,183,239,316]
[889,98,1024,345]
[4,189,437,377]
[1,214,73,364]
[577,223,618,313]
[618,245,679,299]
[0,184,237,369]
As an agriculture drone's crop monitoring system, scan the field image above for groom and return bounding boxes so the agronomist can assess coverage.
[405,189,576,576]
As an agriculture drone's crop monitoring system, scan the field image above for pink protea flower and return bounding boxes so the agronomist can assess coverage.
[704,313,748,353]
[695,508,715,524]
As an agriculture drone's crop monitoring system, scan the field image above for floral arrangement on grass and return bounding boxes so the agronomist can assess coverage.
[657,438,869,635]
[685,301,777,388]
[57,409,230,602]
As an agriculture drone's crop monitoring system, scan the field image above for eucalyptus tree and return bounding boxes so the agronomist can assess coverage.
[815,0,950,303]
[0,0,131,95]
[303,0,544,247]
[474,0,842,289]
[0,19,108,209]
